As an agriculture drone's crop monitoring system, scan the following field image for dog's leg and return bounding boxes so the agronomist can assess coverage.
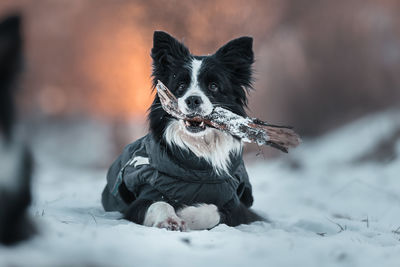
[123,199,153,225]
[220,202,266,227]
[127,201,186,231]
[144,202,186,231]
[177,204,220,230]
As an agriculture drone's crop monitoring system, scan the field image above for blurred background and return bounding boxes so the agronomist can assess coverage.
[1,2,400,264]
[0,0,399,165]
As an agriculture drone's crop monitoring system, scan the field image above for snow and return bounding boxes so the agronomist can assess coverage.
[1,110,400,267]
[0,137,24,192]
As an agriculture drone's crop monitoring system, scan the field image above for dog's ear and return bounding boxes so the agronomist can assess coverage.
[0,14,22,139]
[151,31,190,71]
[216,36,254,64]
[215,37,254,88]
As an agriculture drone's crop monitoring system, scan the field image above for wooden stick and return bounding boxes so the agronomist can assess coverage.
[156,80,301,152]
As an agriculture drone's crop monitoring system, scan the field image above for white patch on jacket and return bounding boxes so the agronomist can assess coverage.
[128,156,149,167]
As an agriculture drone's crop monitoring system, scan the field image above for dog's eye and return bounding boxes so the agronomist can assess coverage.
[177,83,186,91]
[208,82,218,92]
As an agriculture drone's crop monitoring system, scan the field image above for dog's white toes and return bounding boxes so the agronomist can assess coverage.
[177,204,220,230]
[143,202,187,231]
[156,216,187,231]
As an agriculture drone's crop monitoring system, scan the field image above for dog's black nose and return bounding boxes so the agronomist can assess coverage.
[185,95,203,110]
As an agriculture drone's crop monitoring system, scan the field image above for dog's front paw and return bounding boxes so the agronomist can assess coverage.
[156,216,186,231]
[177,204,220,230]
[143,202,186,231]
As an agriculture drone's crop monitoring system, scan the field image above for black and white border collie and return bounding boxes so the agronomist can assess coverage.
[151,32,253,175]
[148,32,260,229]
[103,31,264,231]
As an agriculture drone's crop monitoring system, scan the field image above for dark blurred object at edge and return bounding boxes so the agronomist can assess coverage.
[0,14,35,245]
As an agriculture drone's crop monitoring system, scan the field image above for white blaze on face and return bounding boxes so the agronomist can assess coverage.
[177,58,213,116]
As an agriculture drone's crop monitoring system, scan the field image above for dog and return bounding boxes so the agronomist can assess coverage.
[102,31,264,231]
[0,14,35,244]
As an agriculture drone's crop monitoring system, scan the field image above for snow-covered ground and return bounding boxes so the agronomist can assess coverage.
[1,110,400,267]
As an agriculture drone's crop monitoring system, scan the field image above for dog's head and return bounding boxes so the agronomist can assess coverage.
[148,31,254,173]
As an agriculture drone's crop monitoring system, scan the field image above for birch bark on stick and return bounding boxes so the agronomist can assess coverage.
[156,80,301,153]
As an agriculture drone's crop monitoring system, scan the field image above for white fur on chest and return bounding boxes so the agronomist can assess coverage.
[164,120,242,175]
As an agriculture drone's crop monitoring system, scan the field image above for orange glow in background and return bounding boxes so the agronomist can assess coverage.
[0,0,399,136]
[0,0,282,121]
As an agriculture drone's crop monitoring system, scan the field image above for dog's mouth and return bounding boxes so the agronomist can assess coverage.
[183,119,206,133]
